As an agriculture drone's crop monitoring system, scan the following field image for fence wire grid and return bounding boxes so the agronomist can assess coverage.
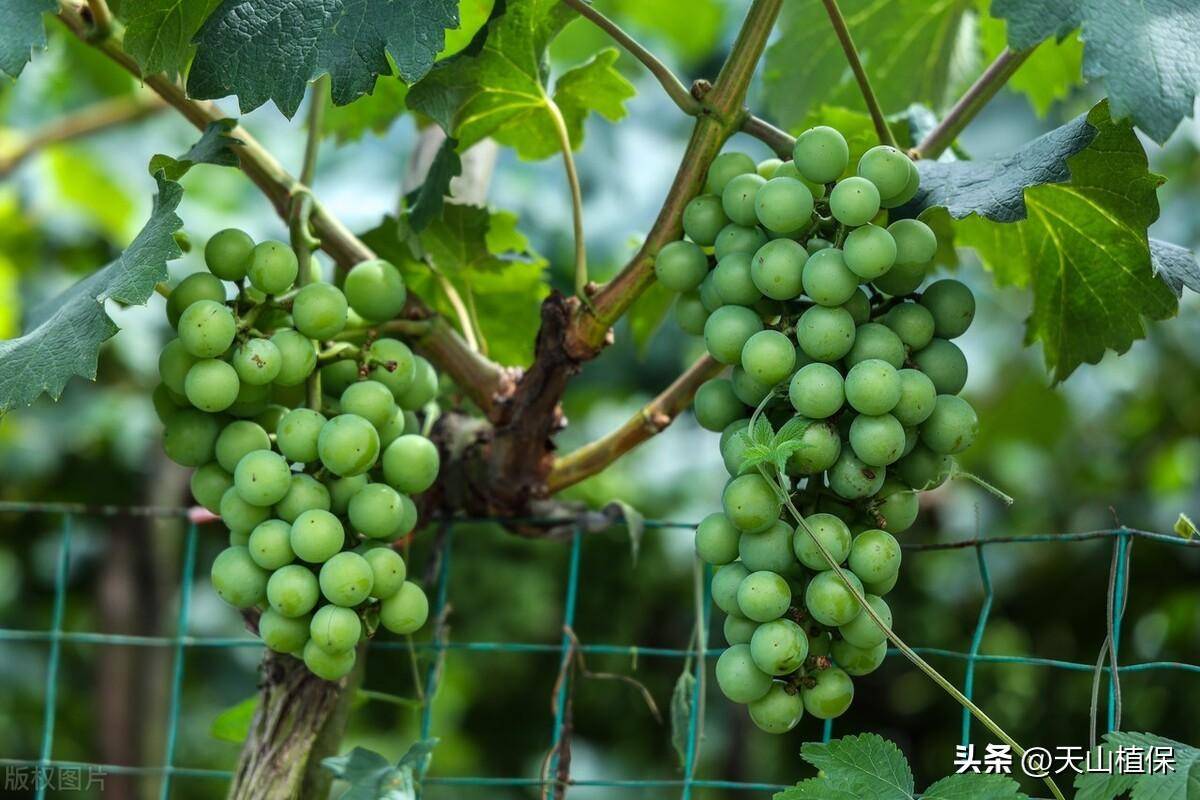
[1,499,1198,799]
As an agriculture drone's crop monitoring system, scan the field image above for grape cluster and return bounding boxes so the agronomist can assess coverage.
[657,127,979,733]
[155,228,441,681]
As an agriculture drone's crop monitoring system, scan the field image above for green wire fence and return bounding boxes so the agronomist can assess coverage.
[0,499,1198,799]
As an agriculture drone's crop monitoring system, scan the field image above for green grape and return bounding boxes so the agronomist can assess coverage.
[231,338,282,386]
[842,287,871,325]
[722,172,767,226]
[696,513,741,565]
[912,338,967,395]
[722,473,782,534]
[703,305,764,365]
[181,359,237,413]
[219,486,271,535]
[205,228,254,281]
[863,570,899,596]
[792,513,852,570]
[843,359,901,415]
[785,420,841,476]
[265,563,319,617]
[713,252,763,307]
[849,413,906,467]
[167,272,226,328]
[377,408,409,449]
[292,283,348,340]
[340,380,396,429]
[234,449,292,506]
[750,618,808,675]
[844,322,904,369]
[892,369,936,427]
[654,240,709,293]
[884,303,935,350]
[829,176,881,227]
[382,434,440,493]
[720,419,752,475]
[801,666,854,719]
[921,395,978,454]
[731,367,770,407]
[706,151,757,194]
[713,224,768,261]
[191,462,233,513]
[796,306,855,362]
[248,519,296,570]
[748,682,804,733]
[270,329,317,386]
[694,379,744,432]
[715,643,773,703]
[888,218,937,265]
[674,291,709,336]
[326,474,369,515]
[789,363,844,419]
[712,561,751,616]
[276,408,325,463]
[380,581,429,634]
[750,238,806,301]
[848,528,901,583]
[793,126,849,184]
[178,299,236,358]
[805,570,864,627]
[318,414,381,477]
[740,330,795,387]
[832,637,887,676]
[398,494,420,538]
[880,158,921,208]
[310,604,362,653]
[801,248,859,307]
[344,259,407,322]
[754,177,814,234]
[902,425,919,458]
[396,356,438,410]
[245,240,298,294]
[724,614,758,646]
[736,570,791,622]
[828,451,885,500]
[920,279,975,338]
[757,158,783,179]
[255,404,288,434]
[227,381,272,418]
[163,409,222,466]
[738,520,795,573]
[871,260,926,297]
[857,145,911,198]
[894,444,952,490]
[349,482,405,538]
[290,509,345,563]
[228,529,250,547]
[215,420,270,473]
[839,594,891,648]
[363,547,406,599]
[872,480,919,533]
[843,224,897,280]
[275,473,332,522]
[682,194,729,246]
[319,551,374,606]
[321,360,360,397]
[774,161,826,199]
[699,271,723,313]
[366,338,417,400]
[210,546,268,608]
[259,608,310,654]
[303,638,356,680]
[807,236,832,252]
[158,339,198,398]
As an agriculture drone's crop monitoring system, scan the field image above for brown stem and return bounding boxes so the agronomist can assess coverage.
[546,355,724,492]
[741,114,795,157]
[819,0,896,148]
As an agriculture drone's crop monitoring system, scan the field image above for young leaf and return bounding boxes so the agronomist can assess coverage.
[322,740,438,800]
[1150,239,1200,298]
[990,0,1200,143]
[1175,513,1198,540]
[800,733,916,799]
[148,118,241,181]
[669,669,695,768]
[923,773,1028,800]
[0,0,54,80]
[118,0,222,77]
[188,0,460,117]
[209,696,258,744]
[406,136,463,233]
[1073,731,1200,800]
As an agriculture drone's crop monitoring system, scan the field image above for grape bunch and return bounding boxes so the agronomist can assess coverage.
[155,227,441,681]
[656,127,979,733]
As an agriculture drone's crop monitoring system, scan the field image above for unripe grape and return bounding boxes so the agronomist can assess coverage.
[158,339,198,396]
[319,551,374,606]
[215,420,270,473]
[750,238,806,301]
[793,126,849,184]
[706,152,757,194]
[310,604,362,652]
[340,380,396,429]
[713,252,763,307]
[290,509,345,564]
[871,260,926,297]
[344,258,407,322]
[912,338,968,395]
[178,299,236,358]
[892,369,937,427]
[716,643,773,704]
[712,561,751,616]
[167,272,226,328]
[845,322,904,369]
[276,408,325,463]
[920,394,978,454]
[699,272,723,313]
[757,158,783,179]
[843,224,897,280]
[740,330,795,387]
[805,570,864,627]
[349,482,405,538]
[259,609,311,654]
[857,145,911,198]
[266,563,320,617]
[796,306,855,362]
[884,303,935,350]
[849,529,901,589]
[737,570,791,622]
[863,571,899,597]
[248,519,296,570]
[894,444,952,490]
[682,194,729,246]
[654,240,709,293]
[832,638,887,676]
[380,581,429,634]
[318,414,380,477]
[303,638,356,681]
[382,434,440,494]
[754,177,814,233]
[182,359,238,413]
[673,291,710,336]
[231,449,290,507]
[920,279,975,338]
[713,224,768,261]
[363,547,406,599]
[801,248,859,307]
[219,486,271,535]
[270,329,317,386]
[828,451,885,500]
[321,360,360,397]
[724,614,758,646]
[231,338,282,386]
[844,359,901,415]
[751,618,809,676]
[211,546,269,608]
[722,173,767,227]
[704,305,764,365]
[784,420,841,476]
[722,473,782,534]
[376,407,409,450]
[775,161,826,199]
[275,473,332,522]
[163,408,222,466]
[749,682,804,733]
[696,513,741,565]
[738,520,795,574]
[396,356,438,411]
[694,379,744,432]
[872,480,919,533]
[829,176,880,227]
[292,282,348,339]
[325,475,367,517]
[842,287,870,325]
[731,367,770,407]
[839,594,891,648]
[793,513,852,570]
[367,338,417,399]
[801,666,854,718]
[880,159,921,208]
[720,419,752,475]
[888,218,937,265]
[246,240,298,294]
[849,413,906,467]
[205,228,255,281]
[191,462,233,514]
[789,363,843,419]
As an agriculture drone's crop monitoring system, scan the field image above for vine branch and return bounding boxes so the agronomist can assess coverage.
[819,0,896,149]
[84,0,113,39]
[741,114,795,157]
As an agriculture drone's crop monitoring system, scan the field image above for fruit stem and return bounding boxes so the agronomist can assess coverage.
[818,0,897,150]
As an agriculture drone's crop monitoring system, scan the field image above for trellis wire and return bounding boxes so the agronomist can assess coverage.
[0,501,1197,799]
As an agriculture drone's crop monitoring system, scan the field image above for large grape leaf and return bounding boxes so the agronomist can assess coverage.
[1073,731,1200,800]
[188,0,460,118]
[407,0,636,160]
[990,0,1200,143]
[953,102,1178,380]
[1150,239,1200,297]
[763,0,976,132]
[978,5,1083,116]
[798,734,915,799]
[0,0,54,79]
[118,0,222,77]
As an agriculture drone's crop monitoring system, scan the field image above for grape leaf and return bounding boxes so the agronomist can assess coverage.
[323,74,410,142]
[188,0,460,118]
[775,779,862,800]
[406,1,635,160]
[799,733,916,799]
[954,102,1178,381]
[668,669,695,768]
[1149,239,1200,298]
[989,0,1200,143]
[1073,731,1200,800]
[148,118,241,180]
[118,0,222,77]
[923,773,1028,800]
[763,0,975,132]
[406,136,463,233]
[978,5,1083,116]
[209,695,257,743]
[322,740,437,800]
[0,0,54,79]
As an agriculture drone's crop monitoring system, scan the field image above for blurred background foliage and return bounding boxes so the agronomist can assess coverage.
[0,1,1198,798]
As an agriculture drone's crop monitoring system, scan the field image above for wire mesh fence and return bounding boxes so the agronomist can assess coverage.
[0,499,1198,799]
